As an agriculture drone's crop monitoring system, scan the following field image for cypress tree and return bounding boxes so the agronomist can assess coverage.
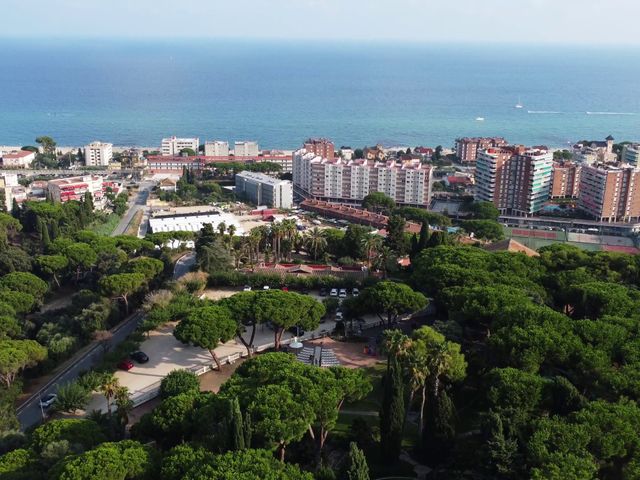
[83,191,95,216]
[380,355,405,463]
[418,222,430,250]
[36,217,44,241]
[50,220,59,240]
[41,221,51,248]
[11,199,20,219]
[410,233,419,257]
[227,397,245,451]
[243,409,252,449]
[344,441,370,480]
[423,390,456,464]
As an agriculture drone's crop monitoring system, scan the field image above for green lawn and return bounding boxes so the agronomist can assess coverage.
[91,213,121,236]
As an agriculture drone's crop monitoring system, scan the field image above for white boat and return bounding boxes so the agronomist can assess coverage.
[475,117,485,121]
[515,96,524,109]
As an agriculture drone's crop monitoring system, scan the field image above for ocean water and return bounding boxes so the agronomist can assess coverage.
[0,39,639,149]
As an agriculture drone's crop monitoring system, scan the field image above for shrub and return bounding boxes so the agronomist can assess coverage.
[160,370,200,399]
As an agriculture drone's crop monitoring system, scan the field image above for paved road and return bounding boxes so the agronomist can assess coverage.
[17,250,193,430]
[111,180,155,237]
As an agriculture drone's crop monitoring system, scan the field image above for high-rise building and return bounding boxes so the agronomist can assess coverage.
[235,171,293,209]
[84,141,113,166]
[550,161,581,199]
[293,149,432,207]
[303,138,335,160]
[475,146,552,215]
[622,144,640,166]
[455,137,508,162]
[578,163,640,222]
[204,140,229,157]
[161,136,200,156]
[234,141,259,157]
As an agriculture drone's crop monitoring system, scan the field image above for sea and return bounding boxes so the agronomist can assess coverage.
[0,39,639,150]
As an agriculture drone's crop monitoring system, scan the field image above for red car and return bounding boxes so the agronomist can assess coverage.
[117,359,134,371]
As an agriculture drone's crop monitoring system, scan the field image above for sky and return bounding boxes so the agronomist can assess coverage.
[2,0,640,45]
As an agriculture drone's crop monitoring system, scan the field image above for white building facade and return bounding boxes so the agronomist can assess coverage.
[235,171,293,209]
[204,140,230,157]
[161,136,200,156]
[84,141,113,166]
[234,141,259,157]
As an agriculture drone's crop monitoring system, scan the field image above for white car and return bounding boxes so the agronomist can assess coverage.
[263,285,270,290]
[329,288,338,297]
[336,311,344,321]
[352,288,360,297]
[243,285,252,291]
[339,288,347,298]
[39,393,57,409]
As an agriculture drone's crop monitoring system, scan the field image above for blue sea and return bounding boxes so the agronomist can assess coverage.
[0,39,639,149]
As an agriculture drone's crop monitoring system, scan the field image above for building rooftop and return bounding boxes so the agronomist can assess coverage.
[2,150,34,159]
[237,170,291,186]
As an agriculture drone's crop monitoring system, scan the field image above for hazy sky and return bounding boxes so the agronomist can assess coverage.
[3,0,640,45]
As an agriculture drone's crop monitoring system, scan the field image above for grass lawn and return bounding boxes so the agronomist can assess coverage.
[344,363,386,411]
[91,213,121,236]
[125,210,144,236]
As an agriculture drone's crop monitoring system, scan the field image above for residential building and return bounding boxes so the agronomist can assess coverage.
[363,145,386,161]
[147,155,205,174]
[578,163,640,222]
[455,137,508,162]
[572,135,616,165]
[303,138,335,160]
[84,141,113,167]
[339,146,353,160]
[234,141,259,157]
[293,149,432,207]
[550,161,581,199]
[159,178,177,192]
[161,136,200,156]
[204,140,229,157]
[260,150,294,173]
[475,146,553,215]
[235,170,293,209]
[622,144,640,166]
[47,175,116,206]
[1,150,35,168]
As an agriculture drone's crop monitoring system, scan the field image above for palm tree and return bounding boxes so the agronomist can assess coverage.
[114,386,133,426]
[375,246,396,278]
[305,227,327,260]
[381,329,411,373]
[99,375,120,417]
[361,234,383,267]
[270,222,283,262]
[217,221,227,237]
[227,224,237,238]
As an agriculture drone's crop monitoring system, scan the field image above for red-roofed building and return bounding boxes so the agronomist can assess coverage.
[1,150,35,168]
[47,175,120,208]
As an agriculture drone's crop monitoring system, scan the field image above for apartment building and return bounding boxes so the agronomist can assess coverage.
[475,146,553,215]
[235,171,293,209]
[578,163,640,222]
[1,150,35,168]
[572,135,616,165]
[234,141,259,157]
[260,150,294,173]
[622,144,640,166]
[455,137,508,162]
[550,161,581,199]
[47,175,113,205]
[204,140,229,157]
[293,149,432,207]
[161,136,200,156]
[303,138,335,160]
[84,141,113,167]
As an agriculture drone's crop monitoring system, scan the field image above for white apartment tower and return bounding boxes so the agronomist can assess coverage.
[84,141,113,167]
[161,136,200,156]
[204,140,230,157]
[234,141,259,157]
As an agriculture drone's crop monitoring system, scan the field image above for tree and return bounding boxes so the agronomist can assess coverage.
[180,147,197,156]
[197,238,233,274]
[126,257,164,281]
[463,219,504,241]
[0,316,21,339]
[466,201,500,220]
[228,396,246,451]
[305,227,327,260]
[0,340,47,388]
[99,273,146,313]
[173,306,237,370]
[64,243,98,282]
[54,381,90,413]
[385,215,408,253]
[380,355,405,463]
[362,192,396,214]
[30,418,105,453]
[99,375,120,417]
[356,281,427,328]
[0,272,48,301]
[344,441,370,480]
[0,290,36,315]
[35,255,69,288]
[35,136,56,156]
[160,369,200,399]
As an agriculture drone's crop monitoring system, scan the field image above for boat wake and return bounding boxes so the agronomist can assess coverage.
[528,111,563,114]
[586,111,636,115]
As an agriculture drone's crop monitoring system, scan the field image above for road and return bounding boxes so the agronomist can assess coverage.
[17,251,193,430]
[111,180,155,237]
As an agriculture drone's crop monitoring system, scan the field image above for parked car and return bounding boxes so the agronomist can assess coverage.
[330,288,338,297]
[335,311,344,321]
[352,288,360,297]
[282,286,289,292]
[130,351,149,363]
[339,288,347,298]
[39,393,57,409]
[263,285,270,290]
[319,287,328,297]
[118,359,134,371]
[243,285,252,291]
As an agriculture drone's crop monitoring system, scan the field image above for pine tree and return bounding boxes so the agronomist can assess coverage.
[243,410,252,449]
[483,411,518,477]
[344,442,370,480]
[227,397,245,451]
[83,191,94,215]
[380,355,405,463]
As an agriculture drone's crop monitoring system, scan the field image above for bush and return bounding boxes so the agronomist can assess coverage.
[160,370,200,399]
